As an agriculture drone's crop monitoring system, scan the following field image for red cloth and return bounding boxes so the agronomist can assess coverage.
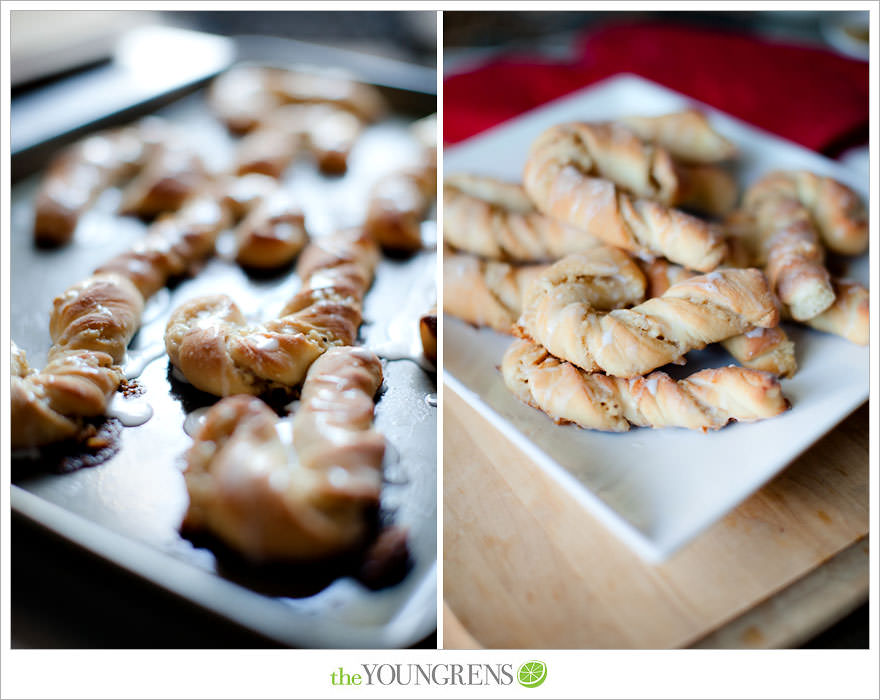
[444,22,868,155]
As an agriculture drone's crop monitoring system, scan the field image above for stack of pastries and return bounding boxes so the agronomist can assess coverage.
[12,66,437,564]
[444,110,868,433]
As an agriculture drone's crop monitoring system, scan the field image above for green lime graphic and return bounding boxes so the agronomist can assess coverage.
[517,660,547,688]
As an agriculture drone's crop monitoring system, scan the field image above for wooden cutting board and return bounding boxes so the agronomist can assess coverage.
[443,386,868,649]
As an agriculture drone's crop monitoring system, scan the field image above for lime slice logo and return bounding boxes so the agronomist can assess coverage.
[517,660,547,688]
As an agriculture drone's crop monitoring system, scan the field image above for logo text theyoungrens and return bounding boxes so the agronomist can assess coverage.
[330,664,515,686]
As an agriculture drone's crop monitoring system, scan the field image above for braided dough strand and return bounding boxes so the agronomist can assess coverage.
[519,259,778,377]
[443,251,549,333]
[165,229,379,396]
[366,115,437,253]
[620,110,738,164]
[725,208,869,344]
[183,346,385,562]
[743,172,838,321]
[34,127,149,246]
[523,123,727,271]
[443,174,602,262]
[13,194,230,448]
[503,338,789,432]
[638,258,797,378]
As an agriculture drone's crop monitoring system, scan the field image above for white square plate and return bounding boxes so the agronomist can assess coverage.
[443,74,869,562]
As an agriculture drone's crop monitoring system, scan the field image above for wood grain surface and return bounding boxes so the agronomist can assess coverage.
[443,386,868,649]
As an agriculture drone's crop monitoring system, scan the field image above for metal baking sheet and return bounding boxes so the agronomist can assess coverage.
[10,66,437,648]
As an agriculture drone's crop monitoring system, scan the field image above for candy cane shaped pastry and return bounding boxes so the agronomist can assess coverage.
[12,195,231,448]
[214,173,309,270]
[119,141,207,218]
[618,111,740,216]
[208,66,284,135]
[523,122,727,271]
[266,67,386,123]
[518,258,779,378]
[747,171,867,256]
[638,258,797,378]
[503,338,789,433]
[33,125,158,246]
[619,110,738,164]
[365,114,437,253]
[725,208,869,345]
[182,346,385,562]
[235,103,364,177]
[443,174,603,262]
[741,174,838,321]
[165,228,379,397]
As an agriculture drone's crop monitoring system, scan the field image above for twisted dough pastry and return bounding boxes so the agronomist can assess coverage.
[444,251,549,333]
[365,115,437,253]
[802,278,869,346]
[638,258,797,377]
[214,173,309,269]
[523,123,727,271]
[741,174,838,321]
[518,259,778,377]
[119,142,207,218]
[13,195,229,448]
[235,103,364,177]
[745,171,867,256]
[165,228,379,396]
[503,338,789,432]
[210,65,386,135]
[443,174,602,262]
[725,209,869,345]
[183,346,385,562]
[33,126,149,246]
[444,245,646,334]
[619,110,737,164]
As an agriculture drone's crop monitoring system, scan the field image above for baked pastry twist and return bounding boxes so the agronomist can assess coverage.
[638,258,797,377]
[443,174,602,262]
[741,173,838,321]
[523,123,727,270]
[183,346,385,562]
[210,65,386,135]
[444,251,550,333]
[11,273,139,449]
[365,115,437,253]
[803,278,869,346]
[235,103,364,177]
[518,259,778,377]
[13,194,230,448]
[444,245,646,335]
[96,194,231,298]
[747,171,867,256]
[33,126,149,246]
[620,110,737,164]
[503,337,789,432]
[165,228,379,396]
[119,142,207,218]
[725,208,869,344]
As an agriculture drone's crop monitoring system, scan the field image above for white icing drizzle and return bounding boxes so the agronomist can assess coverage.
[122,342,166,379]
[425,393,437,407]
[108,394,154,427]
